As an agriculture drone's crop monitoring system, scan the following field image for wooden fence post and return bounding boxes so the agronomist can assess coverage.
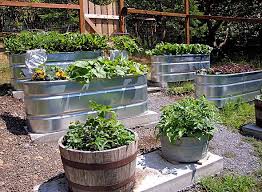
[185,0,190,44]
[79,0,85,33]
[119,0,125,33]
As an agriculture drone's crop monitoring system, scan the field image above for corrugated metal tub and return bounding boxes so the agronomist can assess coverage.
[150,54,210,87]
[10,51,103,90]
[195,70,262,108]
[23,75,148,133]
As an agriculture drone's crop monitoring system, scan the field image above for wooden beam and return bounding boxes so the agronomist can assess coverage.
[119,0,125,33]
[79,0,85,33]
[0,1,80,9]
[185,0,190,44]
[191,15,262,23]
[84,15,101,34]
[85,14,119,20]
[126,8,186,18]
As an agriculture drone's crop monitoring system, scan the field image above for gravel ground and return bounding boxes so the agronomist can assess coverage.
[0,92,261,192]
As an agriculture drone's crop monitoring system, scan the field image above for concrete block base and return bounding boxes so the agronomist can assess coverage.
[28,110,159,143]
[12,91,24,100]
[34,151,223,192]
[242,124,262,139]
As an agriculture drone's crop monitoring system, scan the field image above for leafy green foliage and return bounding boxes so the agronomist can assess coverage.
[200,175,257,192]
[66,57,148,84]
[156,97,218,144]
[146,43,213,56]
[63,102,135,151]
[4,31,108,54]
[110,35,143,54]
[220,99,255,130]
[167,82,195,96]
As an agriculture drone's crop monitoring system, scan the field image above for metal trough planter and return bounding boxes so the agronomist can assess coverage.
[195,70,262,108]
[150,54,210,87]
[23,75,148,134]
[10,50,103,90]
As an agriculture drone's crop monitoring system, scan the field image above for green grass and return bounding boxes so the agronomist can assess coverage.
[200,175,259,192]
[219,100,255,130]
[167,81,194,96]
[243,137,262,162]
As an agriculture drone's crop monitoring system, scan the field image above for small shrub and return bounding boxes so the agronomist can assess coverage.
[167,82,194,96]
[220,99,255,130]
[63,102,135,151]
[200,175,257,192]
[156,97,218,144]
[110,35,142,54]
[146,43,212,56]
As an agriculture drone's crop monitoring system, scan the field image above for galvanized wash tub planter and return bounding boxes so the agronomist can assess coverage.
[195,70,262,108]
[160,136,209,163]
[150,54,210,87]
[10,50,103,90]
[23,75,148,134]
[255,97,262,127]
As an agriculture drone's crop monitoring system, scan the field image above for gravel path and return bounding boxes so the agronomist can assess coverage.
[0,92,261,192]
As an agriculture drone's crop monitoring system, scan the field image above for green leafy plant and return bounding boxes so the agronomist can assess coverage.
[110,35,143,54]
[32,65,67,81]
[146,43,213,56]
[66,56,148,84]
[4,31,108,54]
[167,82,195,96]
[220,99,255,130]
[200,175,257,192]
[63,102,135,151]
[156,97,218,144]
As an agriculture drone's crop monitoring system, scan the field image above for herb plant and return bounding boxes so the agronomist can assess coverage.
[156,97,218,144]
[63,102,135,151]
[146,43,212,56]
[167,82,195,96]
[110,35,142,54]
[4,31,108,54]
[66,57,148,84]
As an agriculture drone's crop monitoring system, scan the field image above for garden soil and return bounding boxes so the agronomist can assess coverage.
[0,92,260,192]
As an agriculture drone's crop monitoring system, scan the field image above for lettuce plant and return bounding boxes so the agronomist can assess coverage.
[146,43,212,56]
[156,97,218,144]
[110,35,142,54]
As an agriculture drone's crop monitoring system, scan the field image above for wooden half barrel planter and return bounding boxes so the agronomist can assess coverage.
[23,75,148,134]
[255,96,262,128]
[195,70,262,108]
[150,54,210,87]
[59,130,138,192]
[10,51,103,90]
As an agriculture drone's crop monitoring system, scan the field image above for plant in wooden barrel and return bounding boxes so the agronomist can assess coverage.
[255,95,262,127]
[146,43,212,87]
[59,102,138,192]
[4,31,108,90]
[156,97,218,163]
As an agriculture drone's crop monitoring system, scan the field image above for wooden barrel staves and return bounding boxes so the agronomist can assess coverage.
[58,132,138,192]
[255,98,262,128]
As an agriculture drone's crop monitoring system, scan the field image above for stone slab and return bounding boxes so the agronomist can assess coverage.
[33,151,223,192]
[147,86,161,93]
[28,110,159,143]
[242,124,262,140]
[12,91,24,100]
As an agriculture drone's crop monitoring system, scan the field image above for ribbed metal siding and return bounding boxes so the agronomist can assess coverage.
[23,75,148,133]
[195,70,262,108]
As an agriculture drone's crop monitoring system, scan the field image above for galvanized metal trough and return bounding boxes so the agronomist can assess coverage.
[150,54,210,87]
[195,70,262,108]
[10,51,102,90]
[23,75,148,134]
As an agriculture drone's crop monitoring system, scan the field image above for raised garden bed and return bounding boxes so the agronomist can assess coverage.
[148,43,212,87]
[195,65,262,108]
